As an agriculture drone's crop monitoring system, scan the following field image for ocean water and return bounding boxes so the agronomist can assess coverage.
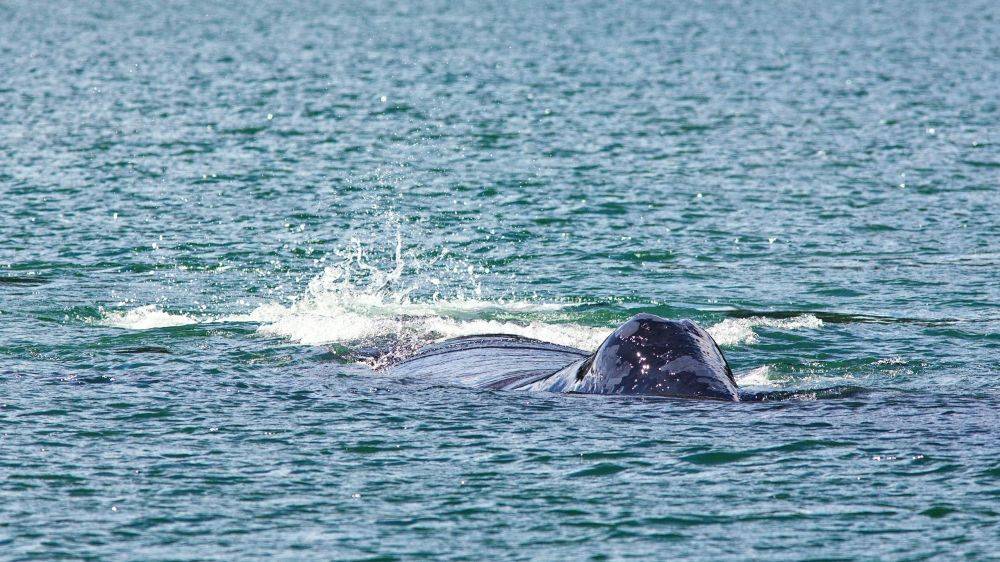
[2,0,998,559]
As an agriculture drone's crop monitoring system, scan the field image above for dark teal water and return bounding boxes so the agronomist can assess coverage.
[2,1,999,559]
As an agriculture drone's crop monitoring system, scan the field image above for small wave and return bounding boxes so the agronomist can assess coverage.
[249,305,396,346]
[680,450,758,465]
[707,314,823,346]
[739,385,869,402]
[418,317,608,350]
[567,462,627,478]
[98,305,198,330]
[735,365,778,387]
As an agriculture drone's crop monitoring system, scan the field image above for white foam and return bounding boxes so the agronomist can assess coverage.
[735,365,780,387]
[96,231,821,356]
[244,265,599,348]
[95,233,583,345]
[706,314,823,346]
[256,310,397,345]
[99,297,822,355]
[419,316,609,350]
[98,305,198,330]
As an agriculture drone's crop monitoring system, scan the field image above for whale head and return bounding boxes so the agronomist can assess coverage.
[572,313,739,401]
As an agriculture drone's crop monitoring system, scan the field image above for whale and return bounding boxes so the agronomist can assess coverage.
[382,313,741,401]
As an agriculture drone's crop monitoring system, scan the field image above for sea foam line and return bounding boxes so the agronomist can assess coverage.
[707,315,823,346]
[96,300,823,352]
[96,233,821,349]
[98,305,199,330]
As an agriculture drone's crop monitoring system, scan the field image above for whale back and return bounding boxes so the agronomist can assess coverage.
[382,334,587,390]
[525,314,740,401]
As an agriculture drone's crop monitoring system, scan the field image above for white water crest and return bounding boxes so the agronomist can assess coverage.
[247,234,606,350]
[733,365,791,388]
[98,305,198,329]
[707,314,824,346]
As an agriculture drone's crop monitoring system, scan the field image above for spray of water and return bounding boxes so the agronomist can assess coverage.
[97,228,824,372]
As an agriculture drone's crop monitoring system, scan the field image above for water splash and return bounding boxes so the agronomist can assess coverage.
[707,315,824,346]
[245,236,603,350]
[735,365,780,387]
[98,305,198,330]
[94,232,824,358]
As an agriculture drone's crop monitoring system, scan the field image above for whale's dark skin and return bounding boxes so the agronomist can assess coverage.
[384,313,741,401]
